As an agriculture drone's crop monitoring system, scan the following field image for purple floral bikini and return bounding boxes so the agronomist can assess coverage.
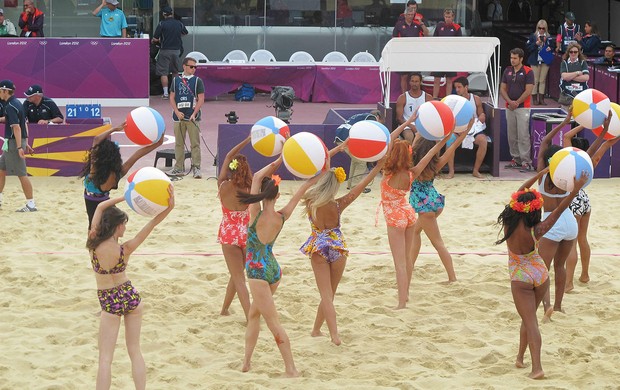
[91,246,141,316]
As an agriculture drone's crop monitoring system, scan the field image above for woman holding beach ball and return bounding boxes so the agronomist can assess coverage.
[87,187,174,389]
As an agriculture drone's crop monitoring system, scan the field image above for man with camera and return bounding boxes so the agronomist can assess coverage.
[169,57,205,179]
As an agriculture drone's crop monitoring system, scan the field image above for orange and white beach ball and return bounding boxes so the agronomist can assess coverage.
[441,94,475,133]
[125,107,166,145]
[348,120,390,162]
[414,101,456,141]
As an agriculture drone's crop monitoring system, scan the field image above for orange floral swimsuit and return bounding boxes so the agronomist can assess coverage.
[379,172,416,229]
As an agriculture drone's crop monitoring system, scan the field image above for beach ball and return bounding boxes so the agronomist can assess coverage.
[591,102,620,140]
[348,120,390,162]
[124,167,172,217]
[441,94,475,133]
[251,116,290,157]
[125,107,166,145]
[282,132,327,178]
[414,101,456,141]
[572,89,610,130]
[549,147,593,192]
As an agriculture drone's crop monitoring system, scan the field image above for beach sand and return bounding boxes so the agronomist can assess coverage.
[1,174,619,389]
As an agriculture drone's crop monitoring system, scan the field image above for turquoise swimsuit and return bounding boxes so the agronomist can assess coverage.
[245,211,284,285]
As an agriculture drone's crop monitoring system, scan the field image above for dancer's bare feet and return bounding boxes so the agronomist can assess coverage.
[565,282,574,293]
[310,330,323,337]
[446,172,455,179]
[579,275,590,283]
[515,357,526,368]
[283,369,300,378]
[331,335,342,346]
[529,369,545,379]
[241,361,251,372]
[472,171,483,178]
[220,309,231,316]
[542,307,554,323]
[393,303,407,310]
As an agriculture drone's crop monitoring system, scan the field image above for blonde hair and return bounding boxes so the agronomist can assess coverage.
[535,19,549,37]
[302,169,340,221]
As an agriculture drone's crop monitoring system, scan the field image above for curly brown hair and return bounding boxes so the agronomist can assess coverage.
[229,154,252,190]
[383,139,412,176]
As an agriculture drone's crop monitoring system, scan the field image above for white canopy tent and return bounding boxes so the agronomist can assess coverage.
[380,37,501,108]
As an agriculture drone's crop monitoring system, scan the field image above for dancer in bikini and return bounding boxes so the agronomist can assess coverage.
[87,187,174,389]
[217,135,253,319]
[380,116,458,309]
[80,122,164,230]
[238,156,324,377]
[301,141,386,345]
[496,171,587,379]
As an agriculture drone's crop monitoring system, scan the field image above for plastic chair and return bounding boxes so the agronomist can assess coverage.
[186,51,208,63]
[289,51,315,63]
[223,50,248,63]
[351,51,377,63]
[249,49,277,63]
[322,51,349,63]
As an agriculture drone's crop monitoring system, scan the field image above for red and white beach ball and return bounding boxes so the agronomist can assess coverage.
[591,102,620,140]
[125,107,166,145]
[573,89,610,130]
[414,101,455,141]
[549,147,593,192]
[251,116,290,157]
[348,120,390,162]
[441,94,475,133]
[124,167,172,217]
[282,132,327,178]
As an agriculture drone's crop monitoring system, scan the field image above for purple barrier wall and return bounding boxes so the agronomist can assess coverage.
[196,64,315,102]
[0,38,149,101]
[592,65,619,104]
[313,65,383,104]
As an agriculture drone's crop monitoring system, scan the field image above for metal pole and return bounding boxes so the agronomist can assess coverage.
[193,0,196,50]
[263,0,267,48]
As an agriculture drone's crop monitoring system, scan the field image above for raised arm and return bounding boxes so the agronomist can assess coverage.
[411,132,452,178]
[534,173,588,239]
[518,167,548,191]
[120,134,165,177]
[585,110,612,159]
[537,108,572,171]
[562,124,585,149]
[89,196,126,238]
[218,135,251,186]
[278,169,327,220]
[329,141,347,157]
[591,137,620,167]
[247,157,283,217]
[436,119,474,169]
[92,0,105,16]
[123,186,175,256]
[338,155,386,211]
[92,121,125,147]
[391,114,416,142]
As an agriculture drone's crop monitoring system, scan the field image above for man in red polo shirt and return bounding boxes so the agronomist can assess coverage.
[392,3,427,93]
[500,48,535,172]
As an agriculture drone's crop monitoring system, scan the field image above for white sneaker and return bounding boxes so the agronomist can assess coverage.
[193,167,202,179]
[169,168,184,176]
[16,204,38,212]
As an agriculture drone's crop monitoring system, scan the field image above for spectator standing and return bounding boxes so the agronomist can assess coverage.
[595,44,620,67]
[507,0,531,23]
[395,72,432,143]
[0,8,17,36]
[431,9,462,99]
[558,42,589,107]
[576,21,601,56]
[0,80,38,212]
[393,2,427,93]
[93,0,127,38]
[397,0,428,36]
[500,48,535,172]
[556,12,580,54]
[526,19,554,105]
[169,57,205,179]
[23,85,64,124]
[19,0,44,37]
[152,6,188,99]
[486,0,503,21]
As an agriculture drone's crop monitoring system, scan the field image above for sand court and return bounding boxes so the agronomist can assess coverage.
[1,174,619,388]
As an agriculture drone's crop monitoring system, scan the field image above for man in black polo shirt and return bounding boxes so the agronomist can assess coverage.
[152,6,188,99]
[595,44,620,67]
[23,84,64,124]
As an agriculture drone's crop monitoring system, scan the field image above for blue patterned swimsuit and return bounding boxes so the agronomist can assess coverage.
[245,211,284,285]
[409,179,445,213]
[300,202,349,263]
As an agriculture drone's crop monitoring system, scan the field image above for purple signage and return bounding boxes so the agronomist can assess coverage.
[0,38,149,100]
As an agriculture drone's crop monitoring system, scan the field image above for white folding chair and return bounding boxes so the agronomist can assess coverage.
[351,51,377,63]
[249,49,277,63]
[322,51,349,63]
[289,51,315,63]
[223,49,248,63]
[186,51,209,63]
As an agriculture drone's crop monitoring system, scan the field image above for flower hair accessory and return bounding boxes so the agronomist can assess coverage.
[509,188,544,213]
[228,159,239,171]
[333,167,346,183]
[271,174,281,186]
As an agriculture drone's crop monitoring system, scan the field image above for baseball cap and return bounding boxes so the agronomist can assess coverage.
[0,80,15,91]
[106,0,119,5]
[162,6,173,15]
[0,8,5,15]
[24,84,43,97]
[565,12,576,21]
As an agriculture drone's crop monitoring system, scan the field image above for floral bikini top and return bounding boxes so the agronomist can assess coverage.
[91,246,126,274]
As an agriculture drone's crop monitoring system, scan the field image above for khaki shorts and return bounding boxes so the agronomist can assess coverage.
[0,138,28,176]
[156,49,181,76]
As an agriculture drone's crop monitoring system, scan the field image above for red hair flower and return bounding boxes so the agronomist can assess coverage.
[509,188,544,213]
[271,174,281,186]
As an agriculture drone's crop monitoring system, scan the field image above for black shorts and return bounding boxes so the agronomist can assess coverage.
[430,72,457,77]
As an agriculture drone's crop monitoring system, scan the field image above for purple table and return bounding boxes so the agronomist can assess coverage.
[0,38,149,103]
[196,63,316,102]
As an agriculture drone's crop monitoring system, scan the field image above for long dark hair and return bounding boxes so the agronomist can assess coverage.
[79,139,123,188]
[495,191,542,245]
[412,137,440,180]
[86,206,128,250]
[237,176,279,205]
